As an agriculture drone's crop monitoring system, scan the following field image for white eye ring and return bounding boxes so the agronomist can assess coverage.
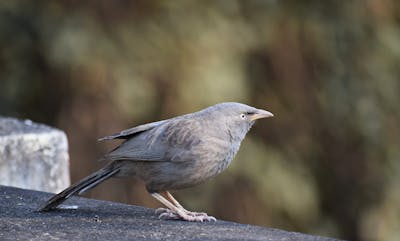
[240,113,246,119]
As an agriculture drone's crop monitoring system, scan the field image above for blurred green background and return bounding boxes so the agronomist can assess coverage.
[1,1,400,240]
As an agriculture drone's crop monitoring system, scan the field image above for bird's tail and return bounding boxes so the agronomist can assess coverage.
[38,162,120,212]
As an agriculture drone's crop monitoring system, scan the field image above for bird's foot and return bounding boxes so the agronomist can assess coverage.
[184,212,216,222]
[184,210,209,217]
[155,208,182,220]
[155,208,216,222]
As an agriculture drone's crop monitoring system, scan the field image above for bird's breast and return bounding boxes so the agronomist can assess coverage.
[140,137,242,192]
[193,136,241,178]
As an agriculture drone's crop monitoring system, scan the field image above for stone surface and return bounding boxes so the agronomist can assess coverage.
[0,185,345,241]
[0,117,70,192]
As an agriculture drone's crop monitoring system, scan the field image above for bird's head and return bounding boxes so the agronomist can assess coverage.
[205,102,273,140]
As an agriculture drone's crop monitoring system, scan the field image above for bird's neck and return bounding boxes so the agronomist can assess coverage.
[227,123,254,144]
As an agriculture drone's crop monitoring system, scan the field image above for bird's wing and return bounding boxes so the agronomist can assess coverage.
[102,117,203,162]
[98,119,169,141]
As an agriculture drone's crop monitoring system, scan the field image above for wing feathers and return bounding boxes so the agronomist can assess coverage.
[98,119,168,141]
[100,117,203,163]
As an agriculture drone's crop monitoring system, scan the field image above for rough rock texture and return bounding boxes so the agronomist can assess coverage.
[0,185,345,241]
[0,117,70,192]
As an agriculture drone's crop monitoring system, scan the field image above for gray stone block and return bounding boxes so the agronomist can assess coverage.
[0,117,70,192]
[0,185,345,241]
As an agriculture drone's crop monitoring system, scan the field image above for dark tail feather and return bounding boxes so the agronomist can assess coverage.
[38,163,120,212]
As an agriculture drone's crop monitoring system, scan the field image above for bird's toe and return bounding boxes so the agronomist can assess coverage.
[155,207,217,222]
[183,213,217,222]
[204,215,217,222]
[185,211,208,217]
[158,211,181,220]
[155,207,172,215]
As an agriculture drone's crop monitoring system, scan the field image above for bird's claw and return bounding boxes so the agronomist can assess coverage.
[192,214,216,222]
[186,214,217,222]
[155,207,171,215]
[158,210,182,220]
[155,208,216,222]
[186,211,208,217]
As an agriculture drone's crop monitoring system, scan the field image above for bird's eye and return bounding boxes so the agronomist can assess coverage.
[240,113,246,119]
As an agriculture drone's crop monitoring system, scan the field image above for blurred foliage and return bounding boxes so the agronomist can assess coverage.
[1,1,400,240]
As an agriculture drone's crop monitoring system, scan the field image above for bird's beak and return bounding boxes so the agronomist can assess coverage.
[250,109,274,121]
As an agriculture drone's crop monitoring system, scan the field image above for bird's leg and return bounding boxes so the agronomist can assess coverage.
[165,191,209,217]
[154,191,183,216]
[156,191,205,217]
[152,193,186,220]
[151,192,216,222]
[153,191,177,217]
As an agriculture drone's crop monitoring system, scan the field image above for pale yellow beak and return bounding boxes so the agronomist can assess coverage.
[250,109,274,121]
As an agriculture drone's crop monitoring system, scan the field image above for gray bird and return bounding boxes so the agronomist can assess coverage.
[38,102,273,222]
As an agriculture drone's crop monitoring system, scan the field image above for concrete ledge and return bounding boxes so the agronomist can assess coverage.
[0,185,344,241]
[0,117,70,192]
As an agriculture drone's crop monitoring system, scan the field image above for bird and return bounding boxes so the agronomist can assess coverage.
[38,102,273,222]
